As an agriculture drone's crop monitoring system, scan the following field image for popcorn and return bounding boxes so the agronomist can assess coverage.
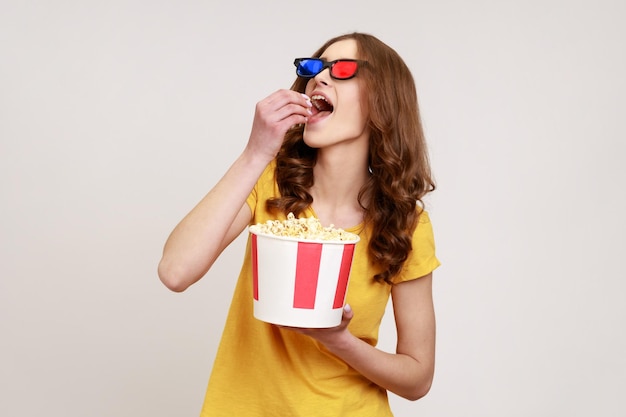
[250,213,359,242]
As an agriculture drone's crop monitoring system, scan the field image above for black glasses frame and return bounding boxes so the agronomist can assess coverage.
[293,58,367,80]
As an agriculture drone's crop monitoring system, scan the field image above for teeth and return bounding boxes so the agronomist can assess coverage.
[310,94,331,111]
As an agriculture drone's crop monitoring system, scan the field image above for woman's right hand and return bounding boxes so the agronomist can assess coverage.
[246,89,312,160]
[158,90,312,292]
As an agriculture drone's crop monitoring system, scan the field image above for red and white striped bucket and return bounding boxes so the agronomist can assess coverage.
[250,231,359,328]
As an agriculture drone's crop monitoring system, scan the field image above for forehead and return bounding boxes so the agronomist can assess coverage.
[319,39,359,60]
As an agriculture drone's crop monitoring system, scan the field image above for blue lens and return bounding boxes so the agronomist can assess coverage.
[297,59,324,77]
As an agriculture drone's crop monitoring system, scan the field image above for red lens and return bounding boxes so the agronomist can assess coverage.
[331,61,358,79]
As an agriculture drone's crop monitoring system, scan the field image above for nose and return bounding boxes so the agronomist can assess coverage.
[313,68,331,85]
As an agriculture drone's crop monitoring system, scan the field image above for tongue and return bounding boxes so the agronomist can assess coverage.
[311,106,331,116]
[308,107,331,122]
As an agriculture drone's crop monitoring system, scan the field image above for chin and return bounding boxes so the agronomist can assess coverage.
[301,137,322,149]
[302,130,324,149]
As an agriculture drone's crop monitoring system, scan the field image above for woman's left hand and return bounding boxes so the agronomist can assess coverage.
[279,304,354,349]
[281,275,436,401]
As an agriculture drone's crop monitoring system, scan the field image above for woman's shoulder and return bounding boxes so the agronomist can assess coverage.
[413,206,436,240]
[256,159,278,188]
[416,207,433,225]
[391,208,440,283]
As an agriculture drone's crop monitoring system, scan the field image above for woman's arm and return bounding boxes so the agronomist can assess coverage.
[157,156,259,292]
[293,273,436,400]
[158,90,312,292]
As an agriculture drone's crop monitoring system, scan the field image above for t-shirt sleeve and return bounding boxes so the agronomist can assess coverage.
[392,210,441,284]
[246,181,259,220]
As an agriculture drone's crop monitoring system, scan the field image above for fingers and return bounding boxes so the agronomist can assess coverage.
[247,90,312,158]
[258,90,312,126]
[264,90,312,113]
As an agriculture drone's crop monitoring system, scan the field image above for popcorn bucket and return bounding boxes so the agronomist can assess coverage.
[250,230,359,328]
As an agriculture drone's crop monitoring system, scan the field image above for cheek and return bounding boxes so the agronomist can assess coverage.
[304,80,315,95]
[350,101,369,127]
[347,86,368,120]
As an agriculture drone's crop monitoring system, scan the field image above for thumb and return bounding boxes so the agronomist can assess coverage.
[343,304,354,320]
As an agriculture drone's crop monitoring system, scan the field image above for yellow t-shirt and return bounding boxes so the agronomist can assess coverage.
[200,161,440,417]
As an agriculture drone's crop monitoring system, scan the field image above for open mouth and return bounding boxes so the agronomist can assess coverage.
[310,94,334,115]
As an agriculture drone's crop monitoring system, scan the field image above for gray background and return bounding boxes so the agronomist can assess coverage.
[2,1,625,416]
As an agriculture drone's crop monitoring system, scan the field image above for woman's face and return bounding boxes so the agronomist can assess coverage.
[302,39,370,150]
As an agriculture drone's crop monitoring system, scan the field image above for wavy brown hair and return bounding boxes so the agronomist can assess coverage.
[266,32,435,284]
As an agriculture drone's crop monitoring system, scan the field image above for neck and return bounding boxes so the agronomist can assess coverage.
[309,148,369,228]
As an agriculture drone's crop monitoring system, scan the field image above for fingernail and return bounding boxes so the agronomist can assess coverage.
[344,304,352,313]
[301,93,312,106]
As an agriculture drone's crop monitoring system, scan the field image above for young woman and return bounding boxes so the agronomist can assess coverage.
[158,32,440,416]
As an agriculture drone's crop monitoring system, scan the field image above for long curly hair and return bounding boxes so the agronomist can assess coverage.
[266,32,435,284]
